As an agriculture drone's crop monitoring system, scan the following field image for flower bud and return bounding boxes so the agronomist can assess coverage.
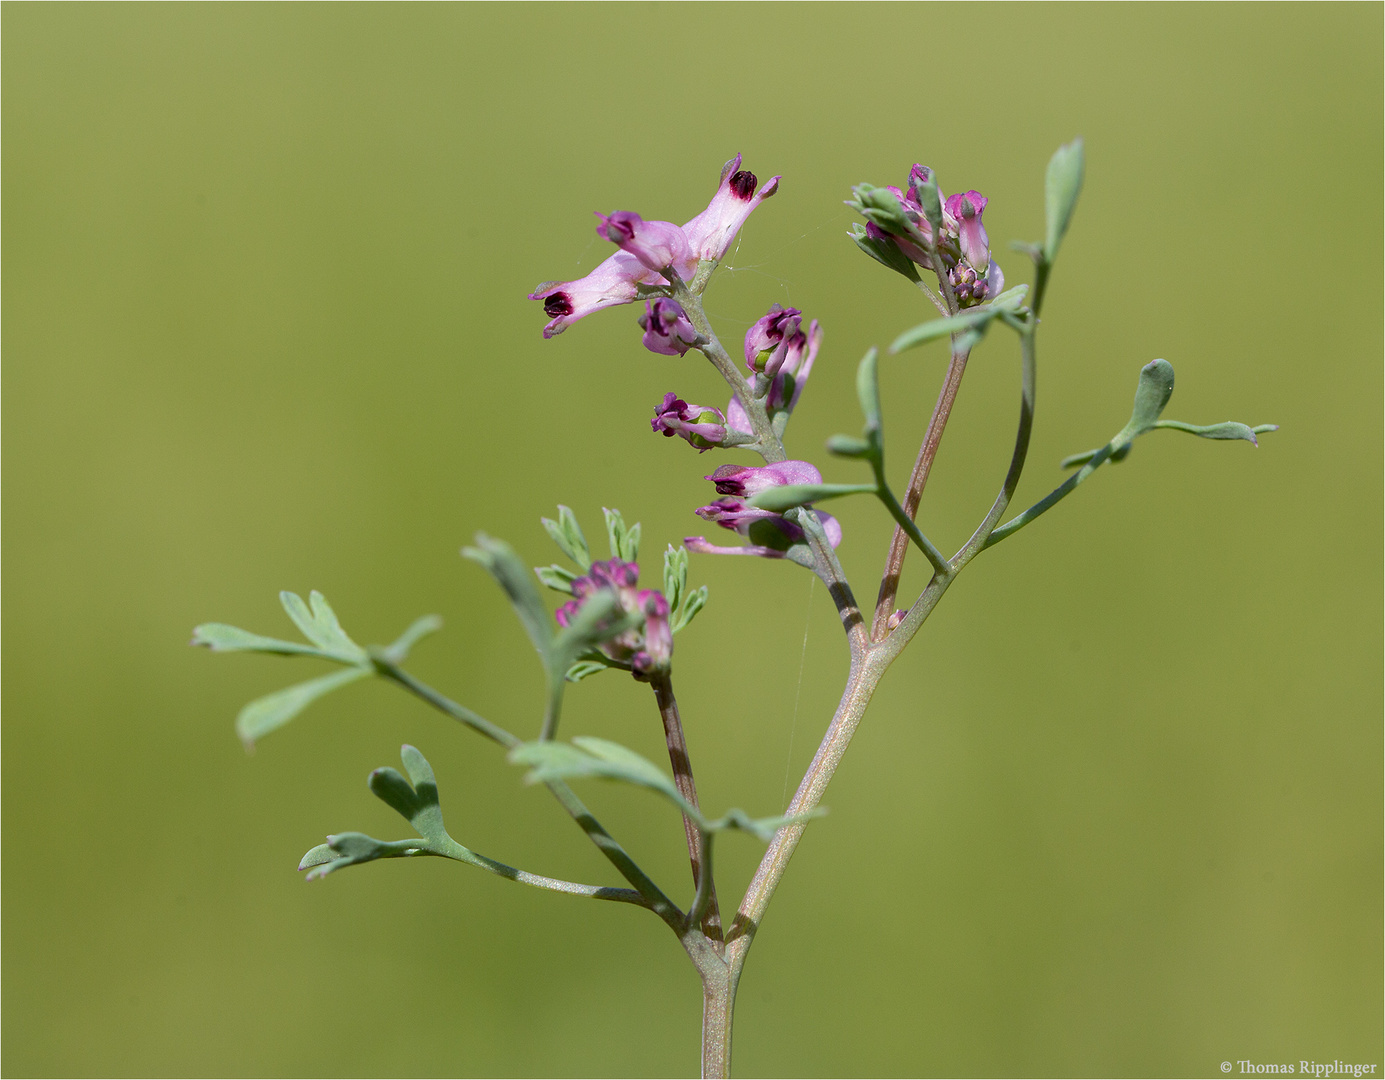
[744,304,805,376]
[638,299,698,356]
[944,191,990,274]
[651,393,728,452]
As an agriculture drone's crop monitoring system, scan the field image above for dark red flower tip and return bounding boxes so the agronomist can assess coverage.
[543,293,574,317]
[728,170,757,200]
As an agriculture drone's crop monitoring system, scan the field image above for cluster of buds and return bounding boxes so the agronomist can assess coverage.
[554,559,672,677]
[689,461,842,557]
[858,165,1002,308]
[529,155,779,340]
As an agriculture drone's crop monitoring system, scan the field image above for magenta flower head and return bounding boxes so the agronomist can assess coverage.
[690,460,843,556]
[681,154,781,263]
[651,393,727,452]
[596,212,696,277]
[638,299,699,356]
[554,558,671,675]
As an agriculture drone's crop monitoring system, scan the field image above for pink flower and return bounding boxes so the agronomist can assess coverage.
[638,299,699,356]
[651,393,728,452]
[596,212,696,277]
[687,460,843,557]
[529,155,779,338]
[553,558,671,675]
[681,154,781,262]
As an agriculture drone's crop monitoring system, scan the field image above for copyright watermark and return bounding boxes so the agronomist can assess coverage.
[1220,1062,1379,1078]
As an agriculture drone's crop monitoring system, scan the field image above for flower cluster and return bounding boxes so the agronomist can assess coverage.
[529,155,779,340]
[728,305,822,434]
[863,164,1002,307]
[555,559,671,676]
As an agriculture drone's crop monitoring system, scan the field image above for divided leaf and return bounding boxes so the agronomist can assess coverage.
[541,505,592,571]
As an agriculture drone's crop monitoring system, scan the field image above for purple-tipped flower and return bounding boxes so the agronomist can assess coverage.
[690,460,843,555]
[528,251,658,339]
[744,304,804,376]
[651,393,727,452]
[554,558,672,676]
[531,155,779,338]
[631,591,672,676]
[705,460,822,497]
[596,212,696,277]
[681,154,781,262]
[638,299,699,356]
[944,191,990,274]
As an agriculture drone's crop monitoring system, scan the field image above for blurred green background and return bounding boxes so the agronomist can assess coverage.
[4,4,1380,1076]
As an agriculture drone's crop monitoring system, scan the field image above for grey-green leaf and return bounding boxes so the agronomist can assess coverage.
[1152,419,1278,445]
[1044,137,1085,262]
[299,832,425,880]
[383,614,442,663]
[746,483,877,513]
[662,546,688,613]
[1125,358,1176,438]
[542,505,592,571]
[535,565,577,594]
[565,660,614,683]
[673,585,708,633]
[462,533,553,657]
[848,222,920,282]
[889,306,997,353]
[190,623,325,658]
[856,348,882,439]
[826,434,874,458]
[235,666,371,748]
[602,508,640,562]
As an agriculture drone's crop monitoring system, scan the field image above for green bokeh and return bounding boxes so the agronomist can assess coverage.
[4,4,1380,1076]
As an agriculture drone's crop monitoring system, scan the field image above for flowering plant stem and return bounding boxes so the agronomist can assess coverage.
[199,143,1277,1078]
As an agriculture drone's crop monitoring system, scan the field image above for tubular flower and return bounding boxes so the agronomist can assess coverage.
[530,155,779,338]
[856,165,1003,309]
[554,558,670,675]
[681,154,781,262]
[596,212,696,277]
[638,299,699,356]
[651,393,728,452]
[688,461,843,557]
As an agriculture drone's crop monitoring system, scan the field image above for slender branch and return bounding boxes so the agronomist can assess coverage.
[951,319,1038,571]
[650,672,723,942]
[983,440,1118,549]
[916,278,948,316]
[373,657,686,931]
[874,482,949,576]
[448,845,651,908]
[372,655,519,749]
[687,830,716,933]
[870,344,971,639]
